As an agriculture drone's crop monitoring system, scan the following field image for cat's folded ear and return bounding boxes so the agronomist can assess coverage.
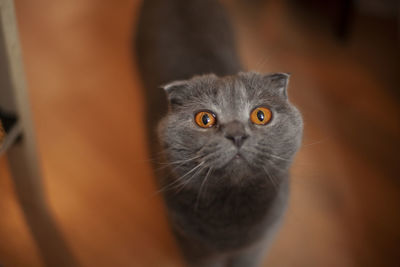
[161,80,189,108]
[264,73,290,99]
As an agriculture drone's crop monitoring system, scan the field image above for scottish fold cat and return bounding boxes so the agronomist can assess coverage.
[135,0,303,266]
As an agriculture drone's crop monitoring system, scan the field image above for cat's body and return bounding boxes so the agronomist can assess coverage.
[135,0,303,266]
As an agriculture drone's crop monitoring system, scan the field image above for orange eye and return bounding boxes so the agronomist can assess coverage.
[250,107,272,125]
[195,111,216,128]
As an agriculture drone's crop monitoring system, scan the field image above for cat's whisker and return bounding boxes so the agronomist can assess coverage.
[175,164,207,194]
[262,166,278,191]
[243,149,281,188]
[153,154,204,172]
[302,138,328,147]
[154,161,183,172]
[168,155,203,165]
[254,146,292,162]
[156,155,202,167]
[194,167,213,211]
[201,147,227,164]
[153,147,212,193]
[154,161,205,195]
[267,153,291,162]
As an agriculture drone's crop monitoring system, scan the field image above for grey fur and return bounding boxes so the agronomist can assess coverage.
[135,1,303,266]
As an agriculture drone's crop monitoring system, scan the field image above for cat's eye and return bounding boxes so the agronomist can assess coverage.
[194,111,216,128]
[250,107,272,125]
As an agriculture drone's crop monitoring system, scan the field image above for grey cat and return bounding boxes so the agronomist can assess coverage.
[135,0,303,266]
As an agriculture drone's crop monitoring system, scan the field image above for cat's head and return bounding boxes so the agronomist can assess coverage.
[158,72,303,187]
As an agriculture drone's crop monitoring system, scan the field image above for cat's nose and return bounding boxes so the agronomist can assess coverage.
[223,121,248,148]
[225,134,248,148]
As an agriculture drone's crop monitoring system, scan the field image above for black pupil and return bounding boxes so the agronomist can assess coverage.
[202,114,210,125]
[257,110,265,121]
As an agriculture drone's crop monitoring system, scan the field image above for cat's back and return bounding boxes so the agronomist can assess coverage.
[136,0,241,87]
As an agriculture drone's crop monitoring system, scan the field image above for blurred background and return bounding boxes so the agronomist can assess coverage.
[0,0,399,266]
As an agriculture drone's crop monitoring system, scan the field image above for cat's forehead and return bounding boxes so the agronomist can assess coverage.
[192,75,270,120]
[209,78,252,119]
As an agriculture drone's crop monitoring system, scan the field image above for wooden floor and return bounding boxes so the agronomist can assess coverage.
[0,0,399,266]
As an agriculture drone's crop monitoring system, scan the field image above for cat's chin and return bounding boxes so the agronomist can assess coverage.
[216,154,256,178]
[229,154,250,168]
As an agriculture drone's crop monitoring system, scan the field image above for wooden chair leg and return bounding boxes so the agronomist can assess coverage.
[0,0,80,265]
[7,141,80,267]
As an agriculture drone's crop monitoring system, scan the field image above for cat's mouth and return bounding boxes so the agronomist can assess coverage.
[229,152,249,165]
[212,151,254,176]
[204,148,252,171]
